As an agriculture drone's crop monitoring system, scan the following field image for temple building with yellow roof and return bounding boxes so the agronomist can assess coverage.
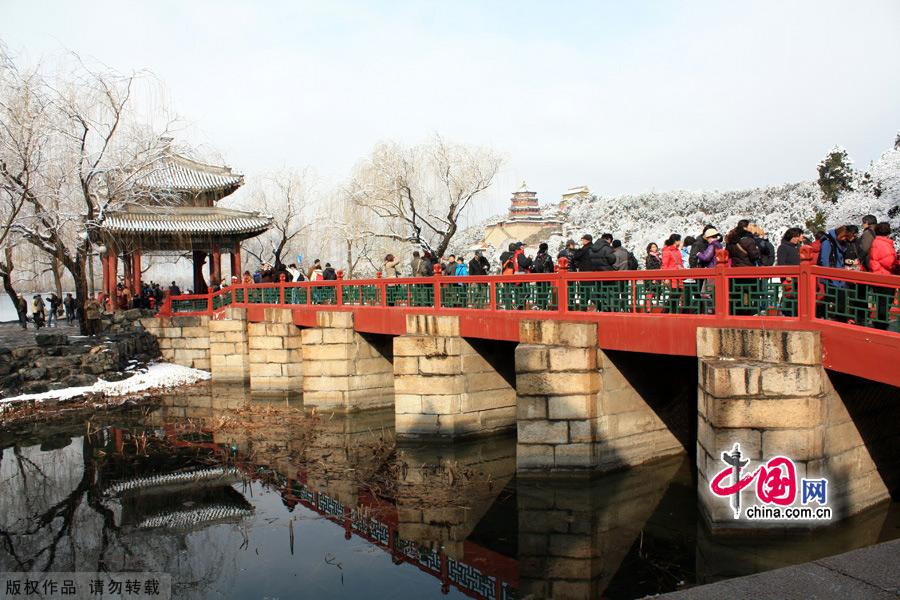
[481,182,564,250]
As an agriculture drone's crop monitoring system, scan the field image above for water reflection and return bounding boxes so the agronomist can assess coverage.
[1,382,898,599]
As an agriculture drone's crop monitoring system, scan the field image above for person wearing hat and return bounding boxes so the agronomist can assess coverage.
[688,225,718,268]
[557,239,577,264]
[468,250,490,276]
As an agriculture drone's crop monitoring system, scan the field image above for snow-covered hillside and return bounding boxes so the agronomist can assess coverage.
[451,142,900,266]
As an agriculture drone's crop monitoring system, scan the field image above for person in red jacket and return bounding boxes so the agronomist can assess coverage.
[868,222,898,329]
[661,234,684,269]
[868,222,899,275]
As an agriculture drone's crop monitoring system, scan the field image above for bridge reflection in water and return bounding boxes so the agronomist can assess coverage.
[2,380,897,599]
[139,383,898,599]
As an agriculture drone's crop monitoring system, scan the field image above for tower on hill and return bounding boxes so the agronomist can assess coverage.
[480,182,563,251]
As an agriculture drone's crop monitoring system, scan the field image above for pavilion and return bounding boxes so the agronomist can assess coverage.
[96,145,272,307]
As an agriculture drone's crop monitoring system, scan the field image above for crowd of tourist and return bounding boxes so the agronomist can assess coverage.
[348,214,897,279]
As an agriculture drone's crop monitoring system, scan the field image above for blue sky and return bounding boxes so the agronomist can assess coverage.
[2,0,899,220]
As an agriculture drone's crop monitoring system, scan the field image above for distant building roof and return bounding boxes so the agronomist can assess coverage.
[101,206,272,237]
[516,180,533,194]
[139,149,244,195]
[562,185,590,197]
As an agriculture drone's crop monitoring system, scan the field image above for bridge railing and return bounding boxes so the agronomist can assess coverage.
[159,265,900,334]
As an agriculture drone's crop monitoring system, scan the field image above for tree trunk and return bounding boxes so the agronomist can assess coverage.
[73,246,90,335]
[346,240,354,279]
[1,248,23,321]
[51,257,63,298]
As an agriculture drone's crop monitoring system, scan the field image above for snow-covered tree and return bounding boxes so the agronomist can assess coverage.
[232,169,319,271]
[0,48,176,332]
[347,134,502,260]
[817,146,855,203]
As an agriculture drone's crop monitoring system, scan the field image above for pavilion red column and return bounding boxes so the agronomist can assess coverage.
[132,249,142,294]
[106,249,118,310]
[192,250,208,294]
[230,243,242,281]
[210,245,221,287]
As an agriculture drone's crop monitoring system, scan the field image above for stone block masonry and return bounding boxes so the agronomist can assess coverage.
[301,311,393,411]
[247,308,303,392]
[696,327,891,531]
[209,307,250,382]
[515,320,685,477]
[140,315,210,371]
[394,315,516,439]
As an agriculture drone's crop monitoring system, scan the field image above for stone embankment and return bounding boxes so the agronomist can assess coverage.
[0,309,160,399]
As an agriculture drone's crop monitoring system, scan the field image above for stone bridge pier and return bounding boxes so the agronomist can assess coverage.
[515,320,685,477]
[301,312,394,411]
[393,315,517,439]
[697,327,893,531]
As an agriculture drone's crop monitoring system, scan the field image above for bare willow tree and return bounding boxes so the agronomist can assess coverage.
[0,48,174,332]
[327,188,391,279]
[232,168,318,271]
[348,134,502,260]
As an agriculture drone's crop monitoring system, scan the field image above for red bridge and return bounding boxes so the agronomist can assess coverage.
[161,264,900,388]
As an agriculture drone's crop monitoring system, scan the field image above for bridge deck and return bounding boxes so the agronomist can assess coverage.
[160,265,900,388]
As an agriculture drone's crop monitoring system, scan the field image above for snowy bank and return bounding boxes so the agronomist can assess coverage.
[0,362,210,406]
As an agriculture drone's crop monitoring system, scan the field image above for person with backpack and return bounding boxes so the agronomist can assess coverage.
[557,239,577,266]
[322,263,337,280]
[499,243,517,275]
[532,243,554,273]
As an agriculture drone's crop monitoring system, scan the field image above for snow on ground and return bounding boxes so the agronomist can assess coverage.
[0,362,211,406]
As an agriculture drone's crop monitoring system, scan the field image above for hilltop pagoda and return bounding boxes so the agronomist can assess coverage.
[96,143,272,307]
[481,182,563,250]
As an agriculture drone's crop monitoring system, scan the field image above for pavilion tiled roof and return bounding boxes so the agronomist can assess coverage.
[139,151,244,194]
[101,206,273,237]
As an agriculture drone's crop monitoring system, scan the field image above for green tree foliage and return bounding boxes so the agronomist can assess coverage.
[817,147,855,203]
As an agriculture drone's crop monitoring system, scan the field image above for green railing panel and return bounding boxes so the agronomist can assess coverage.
[342,285,379,306]
[817,281,899,329]
[495,281,558,311]
[729,277,797,316]
[212,291,233,309]
[385,284,409,307]
[440,283,490,309]
[566,281,633,313]
[234,288,245,303]
[284,287,308,305]
[409,284,434,307]
[262,287,280,304]
[566,279,715,314]
[311,286,338,305]
[172,298,208,313]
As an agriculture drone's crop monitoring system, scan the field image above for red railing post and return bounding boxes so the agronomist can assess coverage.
[714,265,729,317]
[279,274,286,305]
[797,264,811,322]
[207,290,213,314]
[557,257,569,313]
[433,263,442,310]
